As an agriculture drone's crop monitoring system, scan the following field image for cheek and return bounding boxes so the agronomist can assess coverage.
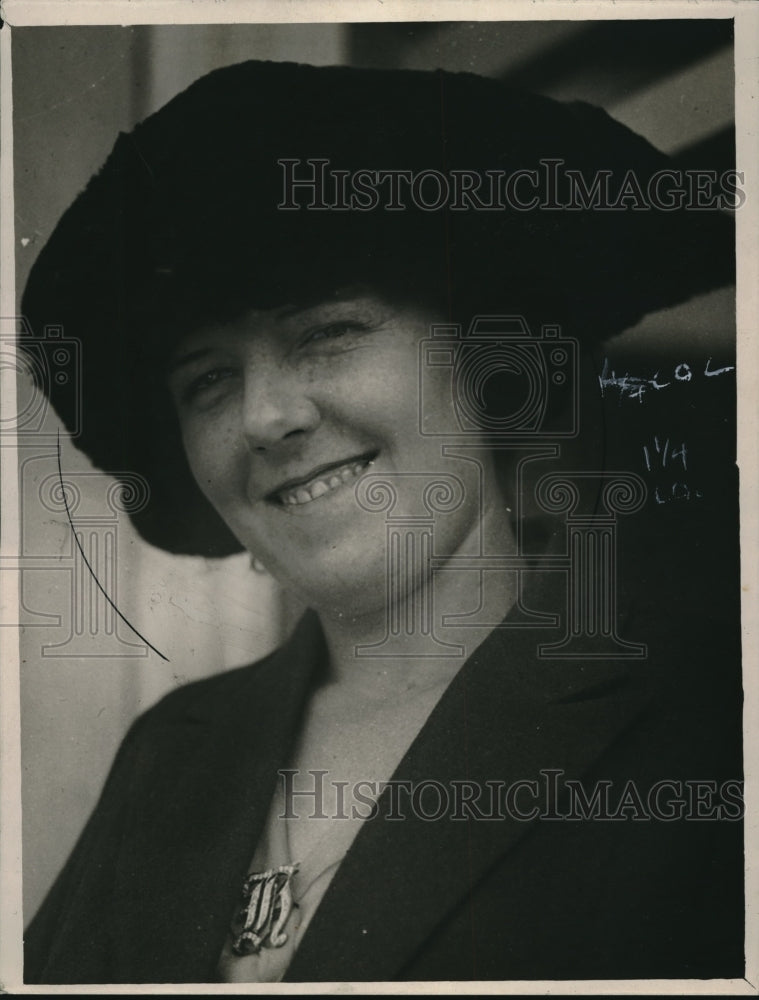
[344,354,420,429]
[181,417,244,511]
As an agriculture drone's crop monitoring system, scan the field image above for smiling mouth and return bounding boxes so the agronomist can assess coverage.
[267,453,377,507]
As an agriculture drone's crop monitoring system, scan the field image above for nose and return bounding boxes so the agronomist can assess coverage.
[240,362,320,452]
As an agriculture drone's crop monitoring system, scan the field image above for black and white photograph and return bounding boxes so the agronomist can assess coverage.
[0,2,755,991]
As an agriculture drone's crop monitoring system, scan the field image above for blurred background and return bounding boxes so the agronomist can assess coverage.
[12,19,736,921]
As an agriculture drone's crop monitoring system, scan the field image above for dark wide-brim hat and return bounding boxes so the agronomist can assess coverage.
[21,59,734,556]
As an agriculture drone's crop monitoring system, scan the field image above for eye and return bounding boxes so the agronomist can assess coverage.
[181,367,237,404]
[304,320,369,344]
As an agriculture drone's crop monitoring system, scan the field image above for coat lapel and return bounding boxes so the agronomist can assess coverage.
[285,580,654,982]
[111,612,326,982]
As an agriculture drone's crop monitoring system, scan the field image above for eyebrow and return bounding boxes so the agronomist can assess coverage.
[278,285,373,319]
[166,347,213,376]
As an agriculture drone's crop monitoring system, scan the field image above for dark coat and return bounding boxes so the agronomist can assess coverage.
[23,505,744,983]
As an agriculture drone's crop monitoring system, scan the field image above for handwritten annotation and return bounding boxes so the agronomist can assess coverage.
[598,357,734,403]
[641,436,702,504]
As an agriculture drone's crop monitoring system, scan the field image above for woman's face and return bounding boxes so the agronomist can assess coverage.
[167,289,507,620]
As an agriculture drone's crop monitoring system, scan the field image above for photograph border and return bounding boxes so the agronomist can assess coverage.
[1,1,756,994]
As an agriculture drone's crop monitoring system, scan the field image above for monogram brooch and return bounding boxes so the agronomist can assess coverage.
[230,862,300,956]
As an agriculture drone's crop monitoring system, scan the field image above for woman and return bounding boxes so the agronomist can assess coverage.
[21,60,742,983]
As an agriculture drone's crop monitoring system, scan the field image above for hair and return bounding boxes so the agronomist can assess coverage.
[21,60,734,556]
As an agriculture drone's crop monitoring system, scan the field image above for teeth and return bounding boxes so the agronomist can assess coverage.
[276,458,372,507]
[309,481,329,499]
